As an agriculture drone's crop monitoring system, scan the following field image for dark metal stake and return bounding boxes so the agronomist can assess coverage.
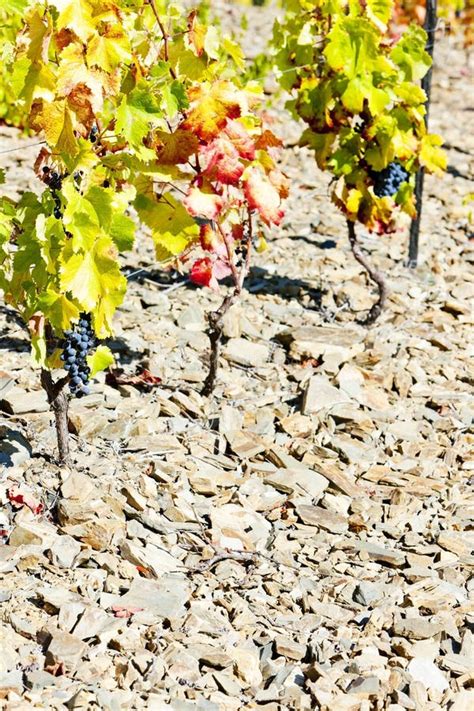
[408,0,438,268]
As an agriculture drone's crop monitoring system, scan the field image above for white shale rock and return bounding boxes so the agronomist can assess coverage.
[407,658,449,692]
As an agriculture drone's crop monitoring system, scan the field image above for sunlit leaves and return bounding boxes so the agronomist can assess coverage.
[135,193,199,262]
[182,81,242,141]
[390,25,431,82]
[86,23,131,71]
[37,290,80,332]
[0,0,287,359]
[366,0,394,30]
[60,236,126,330]
[116,88,164,152]
[324,18,389,78]
[243,166,285,226]
[419,134,447,174]
[154,129,199,164]
[36,100,78,155]
[183,186,225,220]
[87,344,115,378]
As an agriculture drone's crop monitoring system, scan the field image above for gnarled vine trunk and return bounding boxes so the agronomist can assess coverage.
[347,220,387,326]
[202,214,253,396]
[40,369,70,465]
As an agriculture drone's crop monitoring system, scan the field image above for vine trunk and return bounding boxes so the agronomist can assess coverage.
[347,221,387,325]
[40,369,70,465]
[202,216,253,396]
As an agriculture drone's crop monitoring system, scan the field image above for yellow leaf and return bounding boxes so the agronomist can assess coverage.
[41,99,79,155]
[87,344,114,377]
[55,0,95,42]
[419,134,447,175]
[60,236,126,316]
[182,81,243,141]
[346,188,363,215]
[135,193,199,262]
[86,24,131,71]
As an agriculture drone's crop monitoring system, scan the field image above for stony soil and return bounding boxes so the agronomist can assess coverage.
[0,5,473,710]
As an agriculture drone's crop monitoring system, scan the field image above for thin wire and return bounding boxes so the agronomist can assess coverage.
[0,140,46,156]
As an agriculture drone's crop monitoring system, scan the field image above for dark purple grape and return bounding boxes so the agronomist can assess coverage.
[60,313,97,398]
[371,162,409,197]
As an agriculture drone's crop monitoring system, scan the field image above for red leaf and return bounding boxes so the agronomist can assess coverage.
[106,368,162,389]
[183,185,224,219]
[243,166,285,226]
[224,120,256,159]
[200,137,244,184]
[8,486,44,515]
[190,257,215,289]
[190,257,231,291]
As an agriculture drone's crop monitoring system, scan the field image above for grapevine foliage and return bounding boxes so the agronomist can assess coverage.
[394,0,474,47]
[0,0,286,394]
[273,0,446,234]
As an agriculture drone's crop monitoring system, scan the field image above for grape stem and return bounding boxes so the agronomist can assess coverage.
[202,212,253,396]
[347,220,387,326]
[147,0,177,80]
[40,369,70,465]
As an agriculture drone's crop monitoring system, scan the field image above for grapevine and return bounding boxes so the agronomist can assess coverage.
[272,0,446,323]
[0,0,286,461]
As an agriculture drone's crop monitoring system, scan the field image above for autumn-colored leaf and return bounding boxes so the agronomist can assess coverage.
[8,486,44,515]
[255,129,283,151]
[182,81,242,141]
[200,223,227,257]
[243,166,285,226]
[269,169,290,199]
[154,129,199,164]
[106,368,162,390]
[190,256,231,291]
[187,10,206,57]
[200,137,244,184]
[183,185,225,220]
[224,120,256,159]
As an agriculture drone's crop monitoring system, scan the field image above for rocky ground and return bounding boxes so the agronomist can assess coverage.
[0,4,473,710]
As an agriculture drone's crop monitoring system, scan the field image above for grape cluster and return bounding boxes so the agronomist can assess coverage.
[42,166,63,219]
[371,162,409,197]
[60,315,95,398]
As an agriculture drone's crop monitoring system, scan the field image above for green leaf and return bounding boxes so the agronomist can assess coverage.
[87,344,115,378]
[60,236,126,334]
[84,185,136,252]
[366,0,394,30]
[116,87,164,150]
[390,25,431,82]
[324,18,388,79]
[2,0,29,16]
[31,334,47,367]
[341,76,389,114]
[299,129,336,169]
